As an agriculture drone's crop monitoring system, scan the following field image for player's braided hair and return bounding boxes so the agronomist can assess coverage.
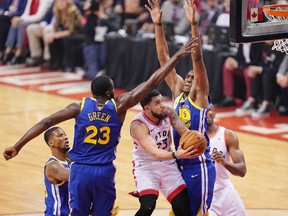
[91,75,113,97]
[140,89,161,108]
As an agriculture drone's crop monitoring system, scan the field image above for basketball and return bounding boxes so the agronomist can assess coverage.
[180,130,207,155]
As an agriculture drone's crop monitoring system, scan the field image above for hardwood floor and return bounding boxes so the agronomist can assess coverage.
[0,83,287,215]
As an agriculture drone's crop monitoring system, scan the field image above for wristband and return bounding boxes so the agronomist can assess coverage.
[155,23,162,26]
[172,151,178,159]
[192,22,198,25]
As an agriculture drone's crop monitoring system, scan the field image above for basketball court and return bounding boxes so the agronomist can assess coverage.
[1,0,288,215]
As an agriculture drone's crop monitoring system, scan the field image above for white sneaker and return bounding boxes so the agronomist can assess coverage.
[251,104,270,118]
[96,69,106,77]
[235,100,255,116]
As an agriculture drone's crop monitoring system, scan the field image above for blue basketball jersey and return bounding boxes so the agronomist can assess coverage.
[173,93,215,215]
[69,97,123,165]
[44,156,71,216]
[173,92,212,165]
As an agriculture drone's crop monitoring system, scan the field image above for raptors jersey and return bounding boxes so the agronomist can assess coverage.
[132,111,173,162]
[209,126,231,191]
[44,156,71,216]
[69,97,122,165]
[209,126,247,216]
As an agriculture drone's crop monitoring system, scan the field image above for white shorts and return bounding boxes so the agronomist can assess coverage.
[133,159,186,202]
[209,182,247,216]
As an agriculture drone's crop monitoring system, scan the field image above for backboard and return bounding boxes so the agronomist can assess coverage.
[230,0,288,43]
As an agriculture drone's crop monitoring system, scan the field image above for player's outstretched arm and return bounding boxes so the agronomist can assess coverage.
[211,129,247,177]
[146,0,184,99]
[3,103,80,160]
[116,37,198,114]
[185,0,209,108]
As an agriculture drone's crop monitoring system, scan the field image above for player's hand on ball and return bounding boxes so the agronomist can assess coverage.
[3,146,18,160]
[176,145,201,159]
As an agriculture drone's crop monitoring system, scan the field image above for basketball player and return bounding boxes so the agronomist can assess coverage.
[131,89,201,216]
[43,127,71,216]
[146,0,216,215]
[207,105,247,216]
[3,38,197,216]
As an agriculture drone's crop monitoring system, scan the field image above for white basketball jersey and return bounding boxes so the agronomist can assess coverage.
[132,112,173,162]
[209,126,231,191]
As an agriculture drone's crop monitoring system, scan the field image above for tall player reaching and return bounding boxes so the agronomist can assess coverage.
[3,38,198,216]
[207,105,247,216]
[146,0,216,215]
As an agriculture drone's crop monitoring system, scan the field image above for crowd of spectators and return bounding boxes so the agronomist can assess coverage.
[0,0,287,117]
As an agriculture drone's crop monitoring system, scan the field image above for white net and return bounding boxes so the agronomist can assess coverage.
[272,39,288,54]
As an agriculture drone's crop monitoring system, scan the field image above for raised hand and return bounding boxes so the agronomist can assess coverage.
[145,0,162,25]
[176,36,198,57]
[184,0,197,24]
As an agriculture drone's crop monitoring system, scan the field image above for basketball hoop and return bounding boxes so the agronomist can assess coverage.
[262,4,288,54]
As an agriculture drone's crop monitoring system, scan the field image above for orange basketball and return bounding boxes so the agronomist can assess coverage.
[180,130,207,155]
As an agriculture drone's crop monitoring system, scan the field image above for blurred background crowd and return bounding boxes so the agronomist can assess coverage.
[0,0,287,117]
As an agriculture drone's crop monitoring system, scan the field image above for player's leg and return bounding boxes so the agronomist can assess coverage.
[170,188,191,216]
[224,184,247,216]
[69,163,93,216]
[90,163,116,216]
[135,194,158,216]
[159,161,190,216]
[133,161,160,216]
[181,161,216,216]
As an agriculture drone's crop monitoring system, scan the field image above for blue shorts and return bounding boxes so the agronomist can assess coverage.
[69,162,116,216]
[180,160,216,216]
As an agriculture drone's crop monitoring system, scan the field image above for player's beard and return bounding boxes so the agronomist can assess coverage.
[62,146,70,152]
[151,110,167,120]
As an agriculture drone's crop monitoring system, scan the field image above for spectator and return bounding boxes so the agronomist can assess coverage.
[276,55,288,116]
[25,4,54,67]
[0,0,27,61]
[161,0,191,35]
[82,0,121,79]
[45,0,82,70]
[215,42,263,107]
[2,0,54,64]
[198,0,221,36]
[215,0,229,27]
[235,40,285,118]
[122,0,149,30]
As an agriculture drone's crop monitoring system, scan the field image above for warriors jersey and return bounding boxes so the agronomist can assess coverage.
[209,126,231,191]
[173,92,212,165]
[44,156,71,216]
[69,97,122,165]
[173,93,215,216]
[132,111,172,162]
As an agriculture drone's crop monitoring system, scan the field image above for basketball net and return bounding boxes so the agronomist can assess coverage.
[262,4,288,54]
